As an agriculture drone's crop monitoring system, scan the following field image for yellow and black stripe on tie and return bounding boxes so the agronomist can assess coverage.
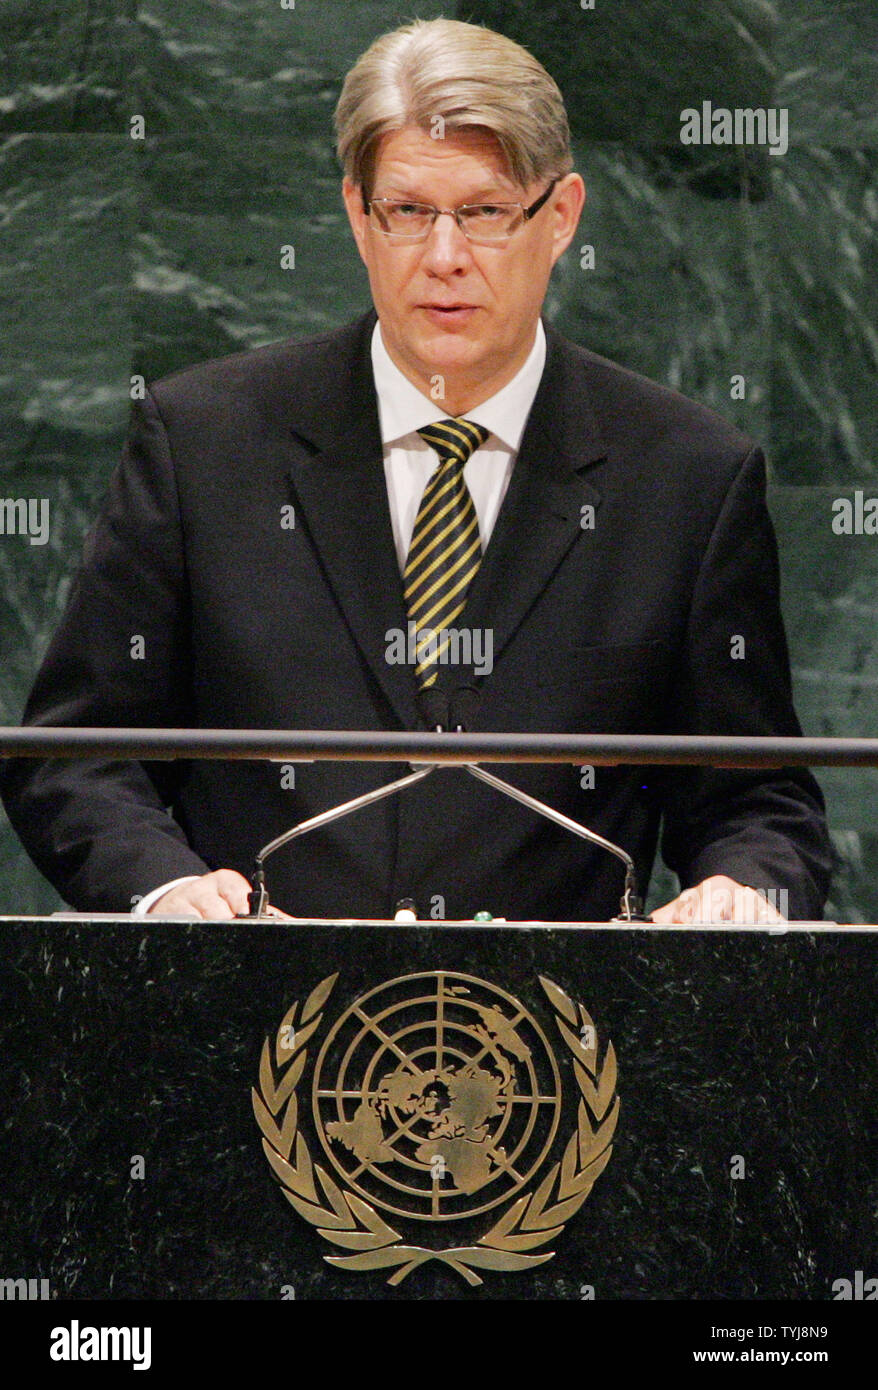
[404,417,490,688]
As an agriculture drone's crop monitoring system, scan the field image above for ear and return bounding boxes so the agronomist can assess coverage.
[549,173,586,268]
[342,176,370,267]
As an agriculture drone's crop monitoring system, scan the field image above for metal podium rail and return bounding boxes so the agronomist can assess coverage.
[2,726,878,765]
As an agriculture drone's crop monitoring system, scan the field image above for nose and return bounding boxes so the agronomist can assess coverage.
[419,211,473,274]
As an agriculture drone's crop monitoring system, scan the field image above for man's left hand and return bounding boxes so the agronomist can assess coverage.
[651,874,786,924]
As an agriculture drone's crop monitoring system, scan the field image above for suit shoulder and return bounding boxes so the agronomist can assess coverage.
[146,313,373,416]
[554,331,758,467]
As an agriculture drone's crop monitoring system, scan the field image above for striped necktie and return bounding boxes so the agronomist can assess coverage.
[404,417,490,688]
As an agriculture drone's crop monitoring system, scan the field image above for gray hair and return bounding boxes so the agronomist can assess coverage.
[334,18,573,198]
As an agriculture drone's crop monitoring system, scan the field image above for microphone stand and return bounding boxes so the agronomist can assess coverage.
[244,763,436,917]
[241,711,648,922]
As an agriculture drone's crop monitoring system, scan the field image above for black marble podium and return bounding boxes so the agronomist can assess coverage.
[0,918,875,1302]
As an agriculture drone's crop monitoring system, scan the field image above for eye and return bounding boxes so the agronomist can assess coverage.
[395,203,427,217]
[471,205,505,217]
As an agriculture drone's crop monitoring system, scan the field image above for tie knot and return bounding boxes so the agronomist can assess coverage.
[417,417,490,468]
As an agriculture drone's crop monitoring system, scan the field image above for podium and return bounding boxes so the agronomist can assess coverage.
[0,916,874,1302]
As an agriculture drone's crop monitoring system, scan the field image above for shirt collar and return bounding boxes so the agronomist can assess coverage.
[371,317,546,453]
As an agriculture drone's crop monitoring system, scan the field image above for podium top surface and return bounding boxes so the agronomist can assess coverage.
[0,914,873,932]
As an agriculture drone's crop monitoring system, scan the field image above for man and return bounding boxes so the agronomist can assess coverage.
[0,19,832,923]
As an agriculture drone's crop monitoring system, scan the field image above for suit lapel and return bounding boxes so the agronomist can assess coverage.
[283,314,422,728]
[459,320,605,676]
[281,312,606,726]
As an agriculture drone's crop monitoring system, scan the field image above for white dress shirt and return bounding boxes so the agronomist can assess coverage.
[373,318,546,569]
[134,317,547,914]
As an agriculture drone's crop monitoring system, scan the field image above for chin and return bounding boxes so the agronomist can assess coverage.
[412,333,482,368]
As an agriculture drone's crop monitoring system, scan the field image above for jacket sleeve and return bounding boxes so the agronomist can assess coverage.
[0,390,211,910]
[659,445,834,919]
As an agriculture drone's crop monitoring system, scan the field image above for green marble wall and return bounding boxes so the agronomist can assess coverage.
[1,1,876,918]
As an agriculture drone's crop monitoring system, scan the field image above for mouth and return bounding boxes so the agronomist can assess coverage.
[419,303,479,325]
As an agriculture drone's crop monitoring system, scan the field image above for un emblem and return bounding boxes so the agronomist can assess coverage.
[253,971,618,1286]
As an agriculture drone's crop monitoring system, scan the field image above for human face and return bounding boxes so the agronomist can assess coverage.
[342,127,585,414]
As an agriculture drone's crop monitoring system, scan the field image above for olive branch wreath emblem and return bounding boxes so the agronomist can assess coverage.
[252,972,619,1286]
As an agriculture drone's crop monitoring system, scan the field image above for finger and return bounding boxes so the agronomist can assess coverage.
[148,870,241,918]
[213,873,254,917]
[741,891,784,924]
[705,891,732,922]
[148,895,200,918]
[678,888,699,923]
[187,888,237,919]
[650,894,690,924]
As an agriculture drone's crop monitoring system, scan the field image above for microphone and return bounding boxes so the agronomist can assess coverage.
[449,684,481,732]
[418,687,450,731]
[419,682,481,732]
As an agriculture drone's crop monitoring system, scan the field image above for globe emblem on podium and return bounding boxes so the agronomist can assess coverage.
[312,971,562,1221]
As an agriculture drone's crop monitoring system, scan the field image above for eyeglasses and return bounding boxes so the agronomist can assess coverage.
[363,178,559,245]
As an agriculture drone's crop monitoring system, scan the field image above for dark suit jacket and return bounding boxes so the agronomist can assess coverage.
[0,309,833,919]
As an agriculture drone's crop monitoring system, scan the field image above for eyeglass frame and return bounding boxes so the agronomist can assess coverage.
[361,177,560,244]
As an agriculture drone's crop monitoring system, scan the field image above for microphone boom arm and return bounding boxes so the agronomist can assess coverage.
[245,758,646,922]
[246,763,436,916]
[463,764,645,920]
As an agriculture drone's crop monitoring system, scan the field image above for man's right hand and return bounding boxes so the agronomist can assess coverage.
[147,868,291,919]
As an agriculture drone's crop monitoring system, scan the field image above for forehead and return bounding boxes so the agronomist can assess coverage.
[371,126,520,196]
